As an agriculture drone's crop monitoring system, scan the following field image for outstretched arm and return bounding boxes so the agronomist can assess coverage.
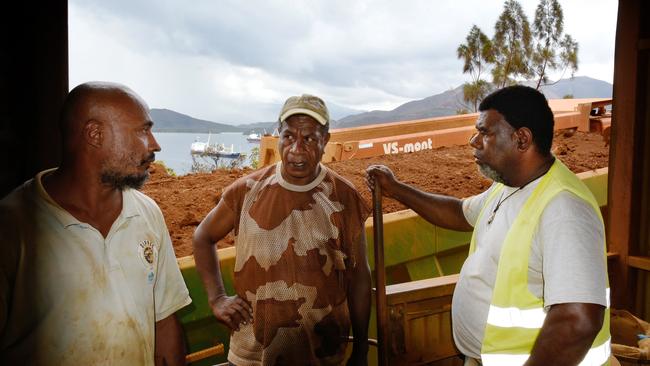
[366,165,472,231]
[524,303,605,366]
[346,230,371,366]
[192,200,253,330]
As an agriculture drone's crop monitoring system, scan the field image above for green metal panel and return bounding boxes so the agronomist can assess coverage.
[434,226,472,253]
[406,256,442,281]
[437,246,471,276]
[366,212,471,284]
[578,168,608,206]
[366,213,438,270]
[177,249,236,365]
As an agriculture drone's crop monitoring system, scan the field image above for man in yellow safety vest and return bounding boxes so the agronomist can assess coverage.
[367,85,610,366]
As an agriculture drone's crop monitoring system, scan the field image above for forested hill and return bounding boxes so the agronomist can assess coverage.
[150,109,244,133]
[334,76,612,128]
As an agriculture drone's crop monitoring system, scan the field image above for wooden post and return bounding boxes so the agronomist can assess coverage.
[607,0,642,311]
[372,181,388,366]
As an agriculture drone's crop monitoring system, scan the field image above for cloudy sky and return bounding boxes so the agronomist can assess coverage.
[69,0,618,124]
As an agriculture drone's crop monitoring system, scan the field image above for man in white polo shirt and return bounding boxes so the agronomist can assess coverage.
[0,82,191,365]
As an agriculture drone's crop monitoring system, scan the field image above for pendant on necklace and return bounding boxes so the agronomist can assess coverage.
[487,210,497,225]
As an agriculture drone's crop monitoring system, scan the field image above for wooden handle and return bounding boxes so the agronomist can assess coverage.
[185,344,225,363]
[373,180,389,366]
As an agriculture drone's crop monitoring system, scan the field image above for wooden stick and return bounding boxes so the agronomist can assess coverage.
[373,180,389,366]
[185,344,225,363]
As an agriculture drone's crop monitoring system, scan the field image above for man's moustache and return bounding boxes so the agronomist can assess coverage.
[140,153,155,165]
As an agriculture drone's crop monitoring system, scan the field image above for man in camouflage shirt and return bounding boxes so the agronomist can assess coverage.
[193,94,371,365]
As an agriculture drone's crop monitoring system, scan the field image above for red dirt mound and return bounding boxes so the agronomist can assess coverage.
[142,130,609,258]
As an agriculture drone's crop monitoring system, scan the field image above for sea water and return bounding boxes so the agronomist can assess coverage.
[153,132,259,175]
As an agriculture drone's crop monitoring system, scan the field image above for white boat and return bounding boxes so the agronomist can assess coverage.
[190,134,244,171]
[246,132,261,143]
[190,140,241,159]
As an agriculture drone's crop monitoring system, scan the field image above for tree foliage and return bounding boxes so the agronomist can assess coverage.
[492,0,532,88]
[457,0,579,96]
[462,80,492,112]
[457,25,494,111]
[531,0,578,88]
[248,146,260,169]
[457,25,494,83]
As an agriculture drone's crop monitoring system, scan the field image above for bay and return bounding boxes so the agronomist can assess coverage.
[153,132,259,175]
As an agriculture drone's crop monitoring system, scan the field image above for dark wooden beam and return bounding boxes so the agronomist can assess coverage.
[0,1,68,198]
[607,0,642,310]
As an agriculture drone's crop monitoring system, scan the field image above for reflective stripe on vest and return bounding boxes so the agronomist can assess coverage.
[486,288,610,329]
[474,160,610,366]
[481,337,611,366]
[486,305,546,329]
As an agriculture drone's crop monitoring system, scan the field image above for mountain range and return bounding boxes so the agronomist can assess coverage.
[150,102,362,134]
[335,76,612,128]
[149,109,245,133]
[151,76,612,133]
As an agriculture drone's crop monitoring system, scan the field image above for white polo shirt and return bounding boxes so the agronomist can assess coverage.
[0,169,192,365]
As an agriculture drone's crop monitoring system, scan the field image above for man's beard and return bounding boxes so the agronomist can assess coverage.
[100,153,154,190]
[477,163,505,184]
[101,171,149,190]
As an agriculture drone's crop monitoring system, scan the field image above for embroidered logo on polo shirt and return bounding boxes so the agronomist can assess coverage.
[138,239,157,284]
[138,239,157,268]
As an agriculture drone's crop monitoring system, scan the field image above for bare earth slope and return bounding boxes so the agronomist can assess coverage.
[142,130,609,258]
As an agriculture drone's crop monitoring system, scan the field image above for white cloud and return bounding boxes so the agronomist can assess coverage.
[69,0,617,124]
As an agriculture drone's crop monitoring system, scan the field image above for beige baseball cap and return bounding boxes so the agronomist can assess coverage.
[278,94,330,125]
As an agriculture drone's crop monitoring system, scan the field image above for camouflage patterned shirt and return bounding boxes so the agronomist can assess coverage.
[222,162,370,366]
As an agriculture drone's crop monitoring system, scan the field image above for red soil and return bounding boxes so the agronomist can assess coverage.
[142,130,609,258]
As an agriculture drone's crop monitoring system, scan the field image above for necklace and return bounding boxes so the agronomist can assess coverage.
[486,186,527,225]
[486,160,554,225]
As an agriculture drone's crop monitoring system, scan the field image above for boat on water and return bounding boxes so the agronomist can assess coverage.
[190,140,241,159]
[190,134,244,171]
[246,132,261,143]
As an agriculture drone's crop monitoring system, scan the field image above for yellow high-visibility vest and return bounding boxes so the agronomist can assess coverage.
[469,159,611,366]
